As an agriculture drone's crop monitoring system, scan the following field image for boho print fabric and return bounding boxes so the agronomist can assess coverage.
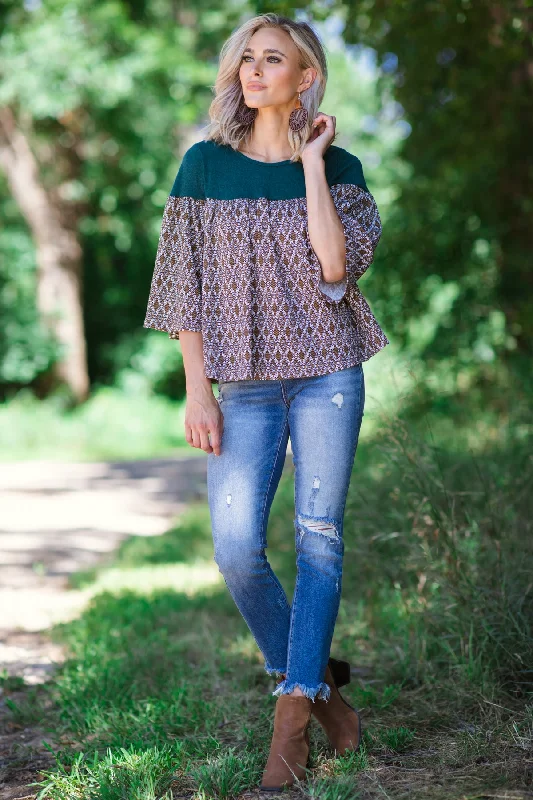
[143,139,389,382]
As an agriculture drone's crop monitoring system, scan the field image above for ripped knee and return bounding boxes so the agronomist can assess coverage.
[296,513,341,541]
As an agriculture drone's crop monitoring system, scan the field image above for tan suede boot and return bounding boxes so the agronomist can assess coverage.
[275,662,361,756]
[259,694,313,792]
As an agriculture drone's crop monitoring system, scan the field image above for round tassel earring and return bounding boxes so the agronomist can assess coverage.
[236,102,258,126]
[289,91,308,132]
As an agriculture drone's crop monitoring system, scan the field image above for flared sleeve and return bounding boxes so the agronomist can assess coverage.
[307,152,382,305]
[143,143,206,339]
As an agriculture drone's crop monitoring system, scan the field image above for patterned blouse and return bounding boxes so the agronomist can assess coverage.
[143,138,389,383]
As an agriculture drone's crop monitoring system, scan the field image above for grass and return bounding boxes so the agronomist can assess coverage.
[2,377,533,798]
[0,345,426,461]
[0,385,198,461]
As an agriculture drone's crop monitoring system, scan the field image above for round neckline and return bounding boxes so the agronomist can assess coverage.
[231,146,297,167]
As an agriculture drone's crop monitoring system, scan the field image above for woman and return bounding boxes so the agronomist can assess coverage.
[143,13,389,792]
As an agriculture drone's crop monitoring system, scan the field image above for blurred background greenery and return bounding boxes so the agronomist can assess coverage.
[1,0,530,459]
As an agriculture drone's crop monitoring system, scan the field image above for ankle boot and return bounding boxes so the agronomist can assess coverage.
[275,660,361,755]
[259,694,313,792]
[311,662,362,754]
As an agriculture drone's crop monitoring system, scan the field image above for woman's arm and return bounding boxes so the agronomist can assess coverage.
[180,331,223,457]
[302,115,382,304]
[143,143,223,456]
[303,155,347,285]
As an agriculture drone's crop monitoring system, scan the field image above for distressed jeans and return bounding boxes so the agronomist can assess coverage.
[206,364,365,702]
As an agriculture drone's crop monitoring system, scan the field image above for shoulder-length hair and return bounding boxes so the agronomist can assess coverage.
[201,14,332,163]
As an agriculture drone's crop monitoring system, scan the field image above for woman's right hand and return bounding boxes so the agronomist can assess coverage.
[184,385,224,456]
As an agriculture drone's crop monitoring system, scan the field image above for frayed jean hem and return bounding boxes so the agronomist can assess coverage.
[272,679,331,702]
[264,663,287,678]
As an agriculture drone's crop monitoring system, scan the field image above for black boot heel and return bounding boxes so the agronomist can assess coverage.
[328,657,351,689]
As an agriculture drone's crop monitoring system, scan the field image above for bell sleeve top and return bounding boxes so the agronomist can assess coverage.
[143,139,389,383]
[143,145,205,339]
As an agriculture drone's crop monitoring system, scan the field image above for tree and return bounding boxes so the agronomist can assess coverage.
[339,0,532,393]
[0,0,228,402]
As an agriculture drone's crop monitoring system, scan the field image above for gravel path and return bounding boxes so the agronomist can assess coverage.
[0,455,211,684]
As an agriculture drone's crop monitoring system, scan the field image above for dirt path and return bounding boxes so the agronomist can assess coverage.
[0,453,213,799]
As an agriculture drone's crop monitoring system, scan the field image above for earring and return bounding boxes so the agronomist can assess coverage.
[289,91,308,132]
[236,102,258,126]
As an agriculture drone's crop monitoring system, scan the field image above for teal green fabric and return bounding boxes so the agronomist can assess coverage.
[170,139,369,201]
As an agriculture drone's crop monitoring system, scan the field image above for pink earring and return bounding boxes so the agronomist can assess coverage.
[236,102,258,126]
[289,91,308,132]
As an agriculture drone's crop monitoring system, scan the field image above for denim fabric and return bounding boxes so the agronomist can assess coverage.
[206,364,365,702]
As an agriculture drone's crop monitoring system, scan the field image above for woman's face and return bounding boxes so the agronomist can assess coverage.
[238,26,314,110]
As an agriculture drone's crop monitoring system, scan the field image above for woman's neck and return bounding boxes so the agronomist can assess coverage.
[239,128,293,163]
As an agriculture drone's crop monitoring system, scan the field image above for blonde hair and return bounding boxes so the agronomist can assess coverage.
[201,14,333,163]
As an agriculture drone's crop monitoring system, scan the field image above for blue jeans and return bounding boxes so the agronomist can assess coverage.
[206,364,365,702]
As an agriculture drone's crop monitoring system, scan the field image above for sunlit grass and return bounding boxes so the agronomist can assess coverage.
[0,385,194,461]
[80,562,223,597]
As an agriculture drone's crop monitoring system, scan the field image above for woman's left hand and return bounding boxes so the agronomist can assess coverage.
[301,112,336,162]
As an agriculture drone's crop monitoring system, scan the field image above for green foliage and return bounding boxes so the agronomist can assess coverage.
[346,410,533,694]
[187,749,263,799]
[0,3,529,402]
[0,385,191,460]
[340,1,531,386]
[0,0,236,395]
[0,221,59,390]
[113,329,186,399]
[378,725,416,752]
[34,744,183,800]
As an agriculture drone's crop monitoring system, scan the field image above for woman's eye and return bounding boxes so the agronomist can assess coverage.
[241,56,280,63]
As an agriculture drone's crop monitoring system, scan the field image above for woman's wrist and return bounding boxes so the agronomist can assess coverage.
[301,153,326,172]
[186,376,213,396]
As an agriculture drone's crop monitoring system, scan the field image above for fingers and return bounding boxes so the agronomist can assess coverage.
[209,426,222,456]
[310,113,336,145]
[198,427,212,453]
[312,113,336,126]
[191,423,216,454]
[185,417,223,455]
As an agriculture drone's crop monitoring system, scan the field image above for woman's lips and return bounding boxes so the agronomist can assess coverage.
[247,84,266,90]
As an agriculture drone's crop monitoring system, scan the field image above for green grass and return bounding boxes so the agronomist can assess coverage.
[0,344,471,462]
[0,385,198,461]
[2,380,533,798]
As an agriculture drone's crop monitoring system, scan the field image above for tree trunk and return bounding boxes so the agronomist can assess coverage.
[0,106,89,403]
